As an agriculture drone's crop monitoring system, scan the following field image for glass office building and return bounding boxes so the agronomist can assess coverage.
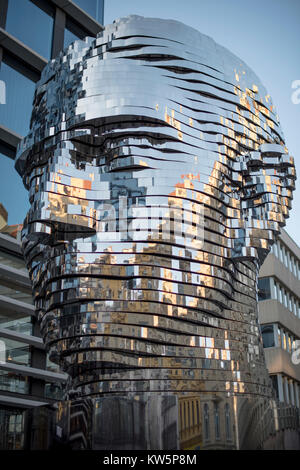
[0,0,104,224]
[0,0,104,449]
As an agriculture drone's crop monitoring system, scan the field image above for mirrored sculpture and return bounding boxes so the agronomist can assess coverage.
[15,16,296,450]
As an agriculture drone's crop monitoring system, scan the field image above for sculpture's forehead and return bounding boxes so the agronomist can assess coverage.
[39,15,268,102]
[15,16,284,175]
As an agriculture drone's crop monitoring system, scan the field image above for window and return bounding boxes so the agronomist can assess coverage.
[6,0,54,59]
[204,403,209,441]
[293,258,297,277]
[283,289,288,308]
[261,324,275,348]
[0,371,29,394]
[0,337,31,366]
[258,278,271,301]
[282,331,287,350]
[64,17,87,49]
[289,294,293,312]
[46,355,61,373]
[292,297,297,316]
[64,27,80,50]
[278,242,283,263]
[284,248,289,269]
[0,250,27,272]
[0,61,36,137]
[196,401,200,427]
[291,256,297,277]
[214,403,220,440]
[271,375,279,400]
[0,315,32,336]
[274,281,280,302]
[72,0,104,23]
[44,383,64,400]
[277,326,281,348]
[225,404,231,440]
[0,409,25,450]
[285,248,289,268]
[288,334,292,353]
[284,378,290,403]
[271,277,299,316]
[279,286,283,304]
[0,281,33,304]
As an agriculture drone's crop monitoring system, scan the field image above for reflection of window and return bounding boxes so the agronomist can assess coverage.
[64,27,80,49]
[64,17,87,49]
[261,325,275,348]
[214,403,220,440]
[204,403,209,441]
[0,61,35,137]
[6,0,54,59]
[225,404,231,440]
[258,278,271,301]
[72,0,104,23]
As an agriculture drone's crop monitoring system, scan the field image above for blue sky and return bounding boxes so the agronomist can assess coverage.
[1,0,299,245]
[105,0,300,245]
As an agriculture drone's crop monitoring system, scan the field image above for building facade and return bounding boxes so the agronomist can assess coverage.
[0,0,104,450]
[0,224,67,449]
[0,0,104,223]
[258,229,300,409]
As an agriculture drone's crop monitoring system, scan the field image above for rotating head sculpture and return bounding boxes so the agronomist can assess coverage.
[16,16,295,405]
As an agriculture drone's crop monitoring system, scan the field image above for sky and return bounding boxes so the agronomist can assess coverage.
[105,0,300,246]
[1,0,300,245]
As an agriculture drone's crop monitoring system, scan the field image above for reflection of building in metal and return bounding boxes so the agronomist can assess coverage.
[0,206,67,450]
[15,16,298,449]
[179,396,202,449]
[258,229,300,408]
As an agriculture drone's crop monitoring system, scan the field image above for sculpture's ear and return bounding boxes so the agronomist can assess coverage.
[229,144,296,264]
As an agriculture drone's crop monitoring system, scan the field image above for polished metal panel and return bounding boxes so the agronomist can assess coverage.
[15,16,296,449]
